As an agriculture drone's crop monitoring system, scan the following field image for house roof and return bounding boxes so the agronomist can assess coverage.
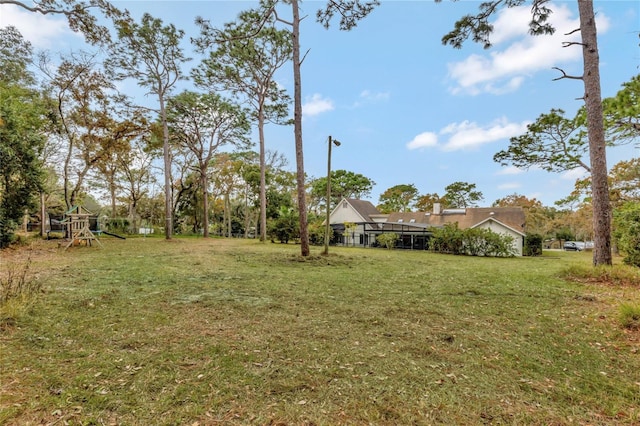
[332,199,526,235]
[387,207,526,235]
[343,198,380,222]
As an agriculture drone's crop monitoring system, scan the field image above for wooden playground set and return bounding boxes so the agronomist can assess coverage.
[53,206,125,250]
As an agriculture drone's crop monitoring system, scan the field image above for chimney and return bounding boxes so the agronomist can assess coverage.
[433,203,441,215]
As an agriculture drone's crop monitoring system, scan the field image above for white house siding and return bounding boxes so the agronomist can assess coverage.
[329,201,367,247]
[330,203,362,224]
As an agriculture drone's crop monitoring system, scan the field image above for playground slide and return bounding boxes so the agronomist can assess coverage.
[100,231,126,239]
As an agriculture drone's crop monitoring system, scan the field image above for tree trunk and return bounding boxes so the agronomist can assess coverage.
[244,183,251,239]
[129,201,139,234]
[63,137,73,211]
[202,167,209,238]
[577,0,612,266]
[110,182,117,218]
[291,0,310,256]
[40,192,46,237]
[225,193,232,237]
[259,105,267,242]
[160,95,173,240]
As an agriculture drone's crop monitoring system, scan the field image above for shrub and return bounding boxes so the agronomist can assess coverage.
[462,227,486,256]
[483,229,515,257]
[0,214,17,249]
[308,221,325,246]
[107,218,130,234]
[613,202,640,268]
[267,208,299,244]
[430,224,515,257]
[376,233,398,249]
[524,233,543,256]
[430,223,464,255]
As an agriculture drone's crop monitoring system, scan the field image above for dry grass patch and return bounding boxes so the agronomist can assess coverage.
[561,263,640,287]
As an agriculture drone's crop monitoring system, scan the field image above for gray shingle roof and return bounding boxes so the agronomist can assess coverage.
[387,207,526,234]
[345,198,381,222]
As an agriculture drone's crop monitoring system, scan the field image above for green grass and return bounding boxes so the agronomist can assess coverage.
[1,238,639,425]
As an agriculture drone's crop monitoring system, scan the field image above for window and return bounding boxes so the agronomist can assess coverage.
[409,219,416,223]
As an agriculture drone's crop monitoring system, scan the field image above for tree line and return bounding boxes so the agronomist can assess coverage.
[0,0,638,265]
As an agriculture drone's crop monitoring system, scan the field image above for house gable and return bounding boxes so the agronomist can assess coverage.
[471,217,526,237]
[329,198,380,224]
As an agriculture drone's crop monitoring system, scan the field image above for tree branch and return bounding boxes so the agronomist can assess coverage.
[552,67,583,81]
[565,27,581,36]
[300,48,310,66]
[562,41,585,48]
[2,0,88,16]
[273,8,292,27]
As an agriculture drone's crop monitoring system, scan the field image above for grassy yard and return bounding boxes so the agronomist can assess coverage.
[1,237,639,425]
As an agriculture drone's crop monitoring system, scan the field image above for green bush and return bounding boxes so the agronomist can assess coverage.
[462,227,486,256]
[267,208,299,244]
[483,229,515,257]
[0,214,17,248]
[107,218,130,234]
[376,232,398,249]
[430,224,515,257]
[308,221,325,246]
[524,233,543,256]
[613,202,640,267]
[429,223,464,255]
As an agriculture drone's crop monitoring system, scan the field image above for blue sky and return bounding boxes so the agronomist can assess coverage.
[2,0,638,208]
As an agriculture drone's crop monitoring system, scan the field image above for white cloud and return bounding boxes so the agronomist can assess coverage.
[561,167,589,181]
[447,3,611,95]
[0,5,80,49]
[496,166,525,175]
[498,182,521,190]
[302,93,334,117]
[406,132,438,150]
[407,117,529,152]
[440,117,529,151]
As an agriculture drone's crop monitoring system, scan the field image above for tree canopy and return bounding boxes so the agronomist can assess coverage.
[494,109,590,173]
[377,184,418,213]
[444,181,484,208]
[0,27,46,246]
[310,169,375,209]
[0,0,125,45]
[106,12,190,239]
[602,75,640,146]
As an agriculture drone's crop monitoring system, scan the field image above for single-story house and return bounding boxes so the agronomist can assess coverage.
[327,198,526,256]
